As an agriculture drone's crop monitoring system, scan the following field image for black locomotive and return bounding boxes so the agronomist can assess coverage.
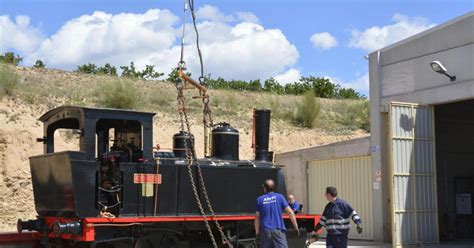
[15,106,318,247]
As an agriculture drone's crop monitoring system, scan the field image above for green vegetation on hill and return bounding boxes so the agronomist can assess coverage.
[3,67,368,133]
[294,91,321,128]
[33,60,45,69]
[95,79,141,109]
[0,51,369,133]
[206,76,364,99]
[0,52,23,66]
[0,64,19,98]
[4,51,365,100]
[75,63,118,76]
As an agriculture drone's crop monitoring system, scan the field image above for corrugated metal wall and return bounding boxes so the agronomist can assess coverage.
[308,156,374,240]
[389,103,439,247]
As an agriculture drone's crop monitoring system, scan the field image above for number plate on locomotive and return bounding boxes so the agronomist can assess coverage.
[133,173,162,184]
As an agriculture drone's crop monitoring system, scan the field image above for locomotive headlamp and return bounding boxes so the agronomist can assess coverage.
[53,221,82,236]
[430,61,456,81]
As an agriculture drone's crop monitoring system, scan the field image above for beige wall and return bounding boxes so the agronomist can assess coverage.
[275,137,370,213]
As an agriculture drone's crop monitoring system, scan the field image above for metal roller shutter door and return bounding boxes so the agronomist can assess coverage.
[308,156,374,240]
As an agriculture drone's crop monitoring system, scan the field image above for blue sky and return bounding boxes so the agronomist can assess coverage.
[0,0,472,96]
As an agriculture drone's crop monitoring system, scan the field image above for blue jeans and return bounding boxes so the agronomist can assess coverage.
[326,234,348,248]
[260,229,288,248]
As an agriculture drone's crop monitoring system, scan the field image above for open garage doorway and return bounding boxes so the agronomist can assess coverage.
[436,100,474,244]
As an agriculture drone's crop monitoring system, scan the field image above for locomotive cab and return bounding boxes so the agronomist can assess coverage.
[38,106,155,161]
[30,106,155,217]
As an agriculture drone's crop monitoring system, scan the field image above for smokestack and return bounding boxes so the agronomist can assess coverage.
[254,109,271,161]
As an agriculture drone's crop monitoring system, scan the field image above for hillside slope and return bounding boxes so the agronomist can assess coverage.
[0,67,368,231]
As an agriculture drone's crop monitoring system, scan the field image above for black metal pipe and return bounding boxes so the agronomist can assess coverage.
[254,109,271,161]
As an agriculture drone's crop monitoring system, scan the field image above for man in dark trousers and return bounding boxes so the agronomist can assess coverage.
[255,179,299,248]
[313,187,363,248]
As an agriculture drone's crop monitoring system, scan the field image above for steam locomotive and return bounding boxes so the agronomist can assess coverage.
[10,106,319,247]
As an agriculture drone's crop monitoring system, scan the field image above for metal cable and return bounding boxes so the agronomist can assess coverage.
[179,0,188,69]
[188,0,205,84]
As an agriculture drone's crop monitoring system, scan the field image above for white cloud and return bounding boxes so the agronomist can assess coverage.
[321,73,369,96]
[1,7,298,81]
[330,73,369,94]
[274,68,301,85]
[195,6,259,24]
[29,9,179,69]
[340,73,369,93]
[196,5,235,23]
[0,15,45,54]
[310,32,338,50]
[349,13,436,52]
[235,12,259,23]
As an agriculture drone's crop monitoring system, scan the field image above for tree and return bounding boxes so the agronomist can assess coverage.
[96,63,117,76]
[264,77,284,94]
[140,65,164,79]
[299,76,338,98]
[120,62,139,78]
[0,52,23,66]
[33,60,45,68]
[337,87,365,99]
[75,63,97,74]
[166,67,191,84]
[121,62,164,79]
[75,63,119,77]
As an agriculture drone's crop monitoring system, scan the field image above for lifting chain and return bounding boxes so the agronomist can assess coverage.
[175,0,231,247]
[202,92,213,156]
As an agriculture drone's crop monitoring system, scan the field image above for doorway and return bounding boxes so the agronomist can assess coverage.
[435,100,474,243]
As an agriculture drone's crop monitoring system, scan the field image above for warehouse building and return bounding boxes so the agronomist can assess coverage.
[277,11,474,247]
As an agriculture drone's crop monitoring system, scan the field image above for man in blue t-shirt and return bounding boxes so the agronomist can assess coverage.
[288,194,300,213]
[255,179,299,248]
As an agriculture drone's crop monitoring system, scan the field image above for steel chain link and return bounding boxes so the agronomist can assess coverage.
[175,0,233,246]
[176,80,218,247]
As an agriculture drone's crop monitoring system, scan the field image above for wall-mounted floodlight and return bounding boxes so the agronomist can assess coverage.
[430,61,456,81]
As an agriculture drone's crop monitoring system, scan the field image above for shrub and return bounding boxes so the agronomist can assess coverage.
[0,64,19,97]
[332,100,370,131]
[294,91,320,128]
[96,79,141,109]
[0,52,23,66]
[33,60,46,68]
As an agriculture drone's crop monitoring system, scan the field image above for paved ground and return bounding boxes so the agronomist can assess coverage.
[308,240,390,247]
[308,240,474,247]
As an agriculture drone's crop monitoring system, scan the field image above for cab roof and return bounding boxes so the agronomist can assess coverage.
[39,106,155,123]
